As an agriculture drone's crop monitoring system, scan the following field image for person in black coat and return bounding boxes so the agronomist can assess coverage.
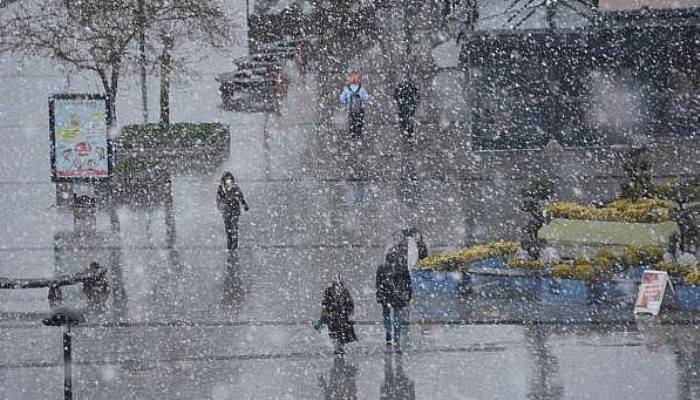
[216,171,249,252]
[316,275,357,355]
[376,249,412,349]
[82,261,110,311]
[393,75,419,140]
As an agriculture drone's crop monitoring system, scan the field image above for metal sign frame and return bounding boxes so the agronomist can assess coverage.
[49,94,112,183]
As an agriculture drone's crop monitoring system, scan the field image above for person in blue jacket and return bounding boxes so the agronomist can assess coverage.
[339,74,370,139]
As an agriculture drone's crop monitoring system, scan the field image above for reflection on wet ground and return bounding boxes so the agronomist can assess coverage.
[1,4,698,399]
[0,321,697,399]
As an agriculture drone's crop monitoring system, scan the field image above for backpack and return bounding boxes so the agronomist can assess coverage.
[348,85,364,114]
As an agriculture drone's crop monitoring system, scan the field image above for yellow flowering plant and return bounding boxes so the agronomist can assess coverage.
[685,270,700,286]
[417,241,520,272]
[546,198,672,223]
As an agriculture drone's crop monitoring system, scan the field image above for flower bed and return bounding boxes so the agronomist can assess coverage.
[415,241,700,309]
[546,198,672,223]
[416,241,520,271]
[539,278,590,305]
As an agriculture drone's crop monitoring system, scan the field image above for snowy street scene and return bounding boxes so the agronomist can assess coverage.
[1,1,699,399]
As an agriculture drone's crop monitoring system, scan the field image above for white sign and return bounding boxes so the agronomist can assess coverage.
[634,270,671,316]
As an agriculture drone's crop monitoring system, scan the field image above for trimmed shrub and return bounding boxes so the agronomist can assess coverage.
[656,261,693,277]
[113,159,161,175]
[551,260,596,281]
[621,244,664,266]
[572,264,596,281]
[417,241,520,272]
[546,198,672,223]
[685,270,700,286]
[552,263,572,279]
[552,257,601,281]
[120,123,227,144]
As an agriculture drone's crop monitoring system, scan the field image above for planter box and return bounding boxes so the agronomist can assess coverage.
[541,279,626,306]
[674,285,700,310]
[469,273,541,300]
[114,123,230,174]
[539,218,679,258]
[468,256,508,270]
[107,169,171,206]
[588,282,618,304]
[411,269,468,295]
[508,276,540,299]
[539,278,589,305]
[614,266,647,280]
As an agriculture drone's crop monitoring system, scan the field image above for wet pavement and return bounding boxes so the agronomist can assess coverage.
[0,320,698,399]
[1,2,699,399]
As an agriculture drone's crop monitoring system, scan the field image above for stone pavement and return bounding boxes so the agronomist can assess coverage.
[1,2,698,398]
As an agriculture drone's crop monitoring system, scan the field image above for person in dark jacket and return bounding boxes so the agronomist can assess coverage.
[393,75,419,140]
[216,171,249,252]
[82,261,110,311]
[376,249,412,350]
[315,274,357,354]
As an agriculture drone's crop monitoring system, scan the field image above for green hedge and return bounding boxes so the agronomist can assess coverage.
[120,123,226,142]
[113,159,161,175]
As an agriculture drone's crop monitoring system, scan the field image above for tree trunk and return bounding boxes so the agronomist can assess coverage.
[138,0,149,123]
[159,30,174,127]
[97,66,118,126]
[110,62,120,126]
[546,3,556,29]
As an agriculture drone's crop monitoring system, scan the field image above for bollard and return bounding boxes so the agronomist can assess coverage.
[43,306,84,400]
[63,327,72,400]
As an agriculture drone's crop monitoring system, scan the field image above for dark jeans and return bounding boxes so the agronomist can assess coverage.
[348,111,365,139]
[223,214,240,251]
[398,112,415,138]
[314,315,329,330]
[382,304,403,342]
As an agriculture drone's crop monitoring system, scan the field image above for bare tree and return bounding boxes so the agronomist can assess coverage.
[0,1,144,124]
[1,0,232,126]
[148,0,232,126]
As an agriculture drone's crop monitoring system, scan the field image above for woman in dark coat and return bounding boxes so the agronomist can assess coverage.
[216,171,249,252]
[82,261,110,311]
[316,274,356,354]
[393,75,419,140]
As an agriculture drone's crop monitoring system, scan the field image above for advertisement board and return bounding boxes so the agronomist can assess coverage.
[634,270,671,316]
[49,94,111,182]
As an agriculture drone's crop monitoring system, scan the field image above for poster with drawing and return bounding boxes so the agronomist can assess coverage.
[634,270,670,316]
[50,94,111,181]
